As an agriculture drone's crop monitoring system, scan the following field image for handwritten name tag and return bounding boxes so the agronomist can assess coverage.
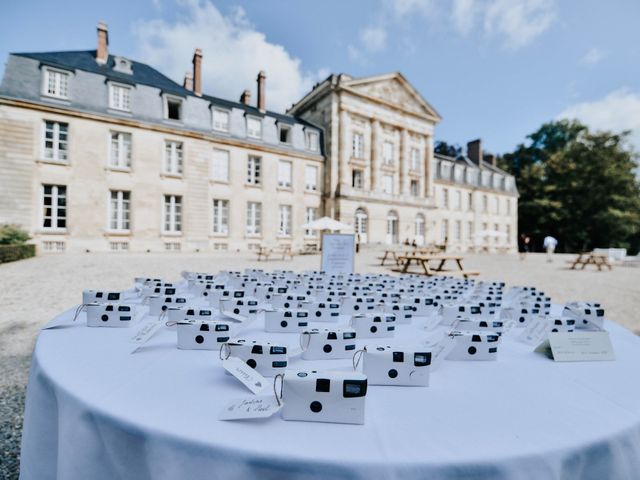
[536,331,615,362]
[130,319,164,353]
[222,356,268,394]
[219,395,282,420]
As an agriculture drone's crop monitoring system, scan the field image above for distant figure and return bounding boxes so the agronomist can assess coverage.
[518,234,530,260]
[403,238,410,246]
[543,235,558,263]
[411,239,417,248]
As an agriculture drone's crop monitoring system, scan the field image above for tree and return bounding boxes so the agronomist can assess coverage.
[501,120,640,253]
[434,140,462,158]
[0,224,30,245]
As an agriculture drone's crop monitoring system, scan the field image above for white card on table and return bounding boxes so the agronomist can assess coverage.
[223,356,268,394]
[516,315,549,345]
[130,319,164,353]
[535,332,615,362]
[219,395,282,420]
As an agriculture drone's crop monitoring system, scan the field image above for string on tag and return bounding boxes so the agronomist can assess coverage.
[165,320,179,327]
[159,310,168,323]
[273,373,284,406]
[352,348,366,371]
[299,332,312,351]
[72,304,89,322]
[219,343,231,361]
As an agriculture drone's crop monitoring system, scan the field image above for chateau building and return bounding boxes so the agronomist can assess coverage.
[0,23,517,253]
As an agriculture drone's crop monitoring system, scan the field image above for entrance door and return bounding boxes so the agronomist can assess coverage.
[386,211,399,244]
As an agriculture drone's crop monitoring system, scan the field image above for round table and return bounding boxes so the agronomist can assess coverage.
[20,307,640,480]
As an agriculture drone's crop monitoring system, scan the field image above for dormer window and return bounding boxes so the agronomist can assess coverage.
[246,116,262,139]
[212,108,230,132]
[279,124,291,144]
[164,95,183,121]
[109,83,131,111]
[306,130,320,152]
[43,67,70,99]
[113,56,133,75]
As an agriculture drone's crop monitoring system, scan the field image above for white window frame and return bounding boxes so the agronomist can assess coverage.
[305,207,317,237]
[212,149,230,182]
[212,108,230,133]
[278,160,293,189]
[246,116,262,139]
[41,184,67,231]
[352,169,364,189]
[410,179,419,196]
[108,82,132,112]
[42,67,70,99]
[352,132,364,159]
[306,130,320,152]
[454,190,462,210]
[410,148,420,171]
[164,95,183,122]
[442,188,449,208]
[163,140,183,176]
[246,202,262,235]
[383,174,394,194]
[247,156,262,185]
[108,190,131,232]
[441,219,449,242]
[108,131,132,170]
[305,165,318,191]
[383,141,394,165]
[278,205,292,237]
[212,199,229,235]
[42,120,69,162]
[279,124,292,144]
[163,195,182,234]
[455,220,462,241]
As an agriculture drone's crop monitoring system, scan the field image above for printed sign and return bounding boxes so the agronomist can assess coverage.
[535,331,615,362]
[321,233,355,274]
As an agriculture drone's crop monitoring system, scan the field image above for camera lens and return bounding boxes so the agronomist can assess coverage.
[310,401,322,413]
[101,314,108,322]
[468,346,477,355]
[281,321,288,328]
[195,335,204,344]
[388,369,398,378]
[246,359,257,369]
[323,344,332,353]
[370,326,378,333]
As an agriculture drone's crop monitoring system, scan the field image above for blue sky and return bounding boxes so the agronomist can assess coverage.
[2,0,639,155]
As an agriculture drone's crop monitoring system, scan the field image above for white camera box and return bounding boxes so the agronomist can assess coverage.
[281,370,367,425]
[382,303,415,324]
[441,304,493,326]
[548,317,576,333]
[219,297,262,317]
[409,297,440,316]
[148,295,188,316]
[510,307,543,327]
[254,285,288,303]
[446,331,500,361]
[455,318,504,335]
[223,339,288,377]
[177,320,232,350]
[82,290,122,304]
[563,302,605,330]
[86,303,135,327]
[203,288,246,306]
[300,328,357,360]
[269,294,312,310]
[361,346,431,386]
[141,285,178,298]
[166,306,215,324]
[351,314,396,339]
[305,301,342,322]
[340,296,378,315]
[264,309,310,333]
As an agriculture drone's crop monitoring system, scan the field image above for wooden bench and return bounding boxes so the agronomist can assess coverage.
[570,252,612,271]
[256,245,294,261]
[394,254,480,279]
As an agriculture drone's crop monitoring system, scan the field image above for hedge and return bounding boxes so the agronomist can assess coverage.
[0,244,36,264]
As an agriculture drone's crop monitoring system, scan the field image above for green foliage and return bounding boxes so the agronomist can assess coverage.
[0,244,35,263]
[502,120,640,253]
[434,141,462,157]
[0,224,30,245]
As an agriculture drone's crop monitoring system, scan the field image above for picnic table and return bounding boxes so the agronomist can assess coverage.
[378,246,445,266]
[256,245,294,261]
[392,254,480,279]
[570,251,612,271]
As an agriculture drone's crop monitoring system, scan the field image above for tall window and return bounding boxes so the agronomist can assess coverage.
[306,131,319,152]
[410,179,419,196]
[278,160,292,188]
[507,199,512,215]
[468,222,474,240]
[212,109,230,132]
[482,195,488,213]
[109,190,130,231]
[212,199,229,234]
[212,149,230,182]
[279,205,292,236]
[305,207,317,237]
[494,197,500,214]
[165,96,183,121]
[455,220,461,241]
[383,141,394,165]
[164,141,183,175]
[279,125,291,144]
[494,224,500,243]
[42,184,66,229]
[305,165,318,191]
[109,84,131,111]
[506,224,511,243]
[442,188,449,208]
[246,117,262,139]
[163,195,182,233]
[454,190,462,210]
[383,175,394,194]
[247,156,262,185]
[352,169,364,189]
[441,219,449,242]
[43,121,68,162]
[246,202,262,235]
[415,214,425,245]
[355,208,368,243]
[468,192,473,211]
[43,68,69,99]
[352,133,364,159]
[410,148,420,171]
[109,132,132,169]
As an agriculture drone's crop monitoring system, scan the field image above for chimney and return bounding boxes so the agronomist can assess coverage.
[484,153,497,167]
[192,48,202,96]
[240,89,251,105]
[183,72,193,91]
[96,22,109,65]
[257,70,266,112]
[467,139,483,168]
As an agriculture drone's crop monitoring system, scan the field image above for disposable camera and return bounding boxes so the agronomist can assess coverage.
[511,307,542,327]
[82,290,121,304]
[148,295,188,316]
[300,328,357,360]
[264,309,310,333]
[548,317,575,333]
[446,331,500,361]
[441,304,494,326]
[455,318,504,335]
[254,285,288,302]
[141,286,177,298]
[219,297,261,317]
[86,303,135,327]
[409,297,440,316]
[340,296,378,315]
[360,346,431,386]
[563,302,604,330]
[177,320,231,350]
[134,277,163,286]
[304,301,342,322]
[351,314,396,339]
[382,303,415,324]
[203,288,245,306]
[269,294,312,309]
[222,339,288,377]
[280,370,367,424]
[166,306,215,324]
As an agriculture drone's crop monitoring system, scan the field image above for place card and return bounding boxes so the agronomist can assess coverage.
[219,395,282,421]
[515,315,549,345]
[222,356,268,394]
[130,319,164,353]
[535,331,615,362]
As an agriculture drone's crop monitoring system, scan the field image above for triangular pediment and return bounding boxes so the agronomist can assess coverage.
[342,73,441,122]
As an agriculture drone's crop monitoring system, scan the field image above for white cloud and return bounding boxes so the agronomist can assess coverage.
[452,0,477,35]
[386,0,437,18]
[132,0,325,112]
[360,26,387,53]
[483,0,556,49]
[557,89,640,150]
[581,47,606,66]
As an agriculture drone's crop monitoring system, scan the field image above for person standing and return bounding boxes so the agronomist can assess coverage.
[518,233,529,260]
[543,235,558,262]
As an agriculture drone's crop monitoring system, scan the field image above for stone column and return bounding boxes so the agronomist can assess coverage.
[339,109,351,191]
[400,129,409,195]
[370,120,381,191]
[424,135,434,198]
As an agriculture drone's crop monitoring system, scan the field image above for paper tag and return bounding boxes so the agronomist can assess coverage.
[130,319,164,353]
[219,395,282,420]
[220,311,248,323]
[424,334,456,370]
[536,331,615,362]
[515,315,549,345]
[222,356,268,394]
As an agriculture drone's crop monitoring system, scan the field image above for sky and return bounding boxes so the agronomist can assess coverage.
[1,0,639,155]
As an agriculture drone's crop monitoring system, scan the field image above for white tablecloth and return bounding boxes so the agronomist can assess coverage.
[20,308,640,480]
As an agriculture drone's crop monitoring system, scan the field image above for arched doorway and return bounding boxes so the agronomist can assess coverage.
[355,208,368,244]
[386,210,399,244]
[415,214,425,246]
